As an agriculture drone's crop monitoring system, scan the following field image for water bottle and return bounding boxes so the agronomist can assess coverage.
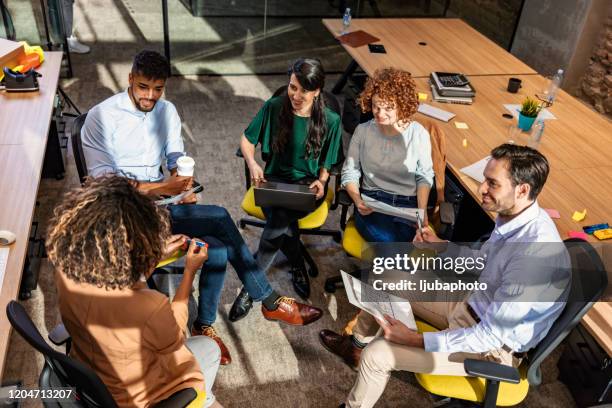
[546,69,564,104]
[528,120,545,149]
[342,8,352,34]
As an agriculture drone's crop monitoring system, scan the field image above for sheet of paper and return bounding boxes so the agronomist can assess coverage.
[460,156,490,183]
[341,270,416,330]
[503,104,557,120]
[454,121,469,129]
[545,208,561,219]
[0,248,8,295]
[361,194,424,222]
[417,103,456,122]
[155,185,200,206]
[572,209,587,222]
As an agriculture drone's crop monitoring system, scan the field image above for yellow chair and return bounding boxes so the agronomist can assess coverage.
[238,182,341,277]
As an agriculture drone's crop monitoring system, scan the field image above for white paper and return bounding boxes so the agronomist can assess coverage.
[0,248,8,294]
[460,156,490,183]
[341,270,416,330]
[418,103,456,122]
[503,104,557,120]
[155,185,201,206]
[361,194,424,222]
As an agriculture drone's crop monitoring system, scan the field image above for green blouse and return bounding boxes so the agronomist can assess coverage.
[244,96,343,181]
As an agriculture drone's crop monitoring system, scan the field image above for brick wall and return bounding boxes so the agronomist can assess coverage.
[577,15,612,117]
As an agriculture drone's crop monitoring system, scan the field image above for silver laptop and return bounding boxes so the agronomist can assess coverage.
[254,181,317,212]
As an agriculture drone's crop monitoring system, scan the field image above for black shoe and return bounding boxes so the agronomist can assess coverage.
[229,287,253,322]
[291,265,310,300]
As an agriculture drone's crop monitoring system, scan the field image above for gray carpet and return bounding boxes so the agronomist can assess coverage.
[3,2,578,407]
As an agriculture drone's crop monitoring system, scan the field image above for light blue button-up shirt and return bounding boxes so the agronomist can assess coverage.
[81,90,184,182]
[423,201,571,353]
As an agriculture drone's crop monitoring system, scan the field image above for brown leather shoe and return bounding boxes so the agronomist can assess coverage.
[319,329,362,371]
[261,296,322,326]
[191,325,231,365]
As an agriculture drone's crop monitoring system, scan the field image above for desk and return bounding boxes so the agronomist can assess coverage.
[323,18,537,82]
[410,75,612,239]
[0,52,63,379]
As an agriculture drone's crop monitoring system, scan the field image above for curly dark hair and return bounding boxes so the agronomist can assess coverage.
[358,68,419,123]
[46,175,171,290]
[491,144,550,200]
[132,50,171,80]
[274,58,327,158]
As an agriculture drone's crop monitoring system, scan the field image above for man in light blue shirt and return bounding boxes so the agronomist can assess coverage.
[81,50,324,368]
[332,144,571,408]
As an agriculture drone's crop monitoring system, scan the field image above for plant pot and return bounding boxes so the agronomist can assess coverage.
[518,112,537,131]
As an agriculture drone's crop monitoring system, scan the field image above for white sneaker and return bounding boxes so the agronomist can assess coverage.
[67,36,90,54]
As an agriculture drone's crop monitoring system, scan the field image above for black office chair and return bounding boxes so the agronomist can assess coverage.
[71,112,88,185]
[414,238,608,407]
[6,301,197,408]
[236,85,343,278]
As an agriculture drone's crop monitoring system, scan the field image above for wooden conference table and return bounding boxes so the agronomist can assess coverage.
[324,18,612,356]
[0,52,63,379]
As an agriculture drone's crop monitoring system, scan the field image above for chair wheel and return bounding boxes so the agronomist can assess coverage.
[333,233,342,243]
[19,290,32,300]
[308,265,318,278]
[237,220,246,229]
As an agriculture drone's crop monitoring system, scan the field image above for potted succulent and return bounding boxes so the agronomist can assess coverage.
[517,97,541,131]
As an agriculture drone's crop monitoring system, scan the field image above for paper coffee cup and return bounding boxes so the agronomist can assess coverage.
[177,156,195,177]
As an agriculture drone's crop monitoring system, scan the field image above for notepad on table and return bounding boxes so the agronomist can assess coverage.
[417,103,456,122]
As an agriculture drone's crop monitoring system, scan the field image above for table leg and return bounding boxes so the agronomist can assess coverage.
[332,59,359,95]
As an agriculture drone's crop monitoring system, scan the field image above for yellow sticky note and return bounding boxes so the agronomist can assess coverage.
[455,121,469,129]
[462,138,468,148]
[572,209,587,222]
[418,92,428,101]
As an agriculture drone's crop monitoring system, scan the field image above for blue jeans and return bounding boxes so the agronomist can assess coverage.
[353,190,418,243]
[169,205,274,326]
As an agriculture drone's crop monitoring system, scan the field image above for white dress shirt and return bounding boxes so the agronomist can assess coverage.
[423,201,571,353]
[81,90,184,182]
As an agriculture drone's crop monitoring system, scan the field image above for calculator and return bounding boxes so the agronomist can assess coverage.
[436,72,470,87]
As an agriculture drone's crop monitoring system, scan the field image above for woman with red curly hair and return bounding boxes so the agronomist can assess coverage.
[341,68,434,242]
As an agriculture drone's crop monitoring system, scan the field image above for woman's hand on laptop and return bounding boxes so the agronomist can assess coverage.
[309,179,325,199]
[248,161,266,187]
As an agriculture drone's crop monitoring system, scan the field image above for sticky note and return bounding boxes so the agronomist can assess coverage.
[572,209,587,222]
[455,122,469,129]
[418,92,428,101]
[594,229,612,240]
[568,230,589,240]
[545,209,560,219]
[462,138,468,148]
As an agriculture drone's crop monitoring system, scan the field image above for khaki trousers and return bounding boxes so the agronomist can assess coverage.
[346,301,518,408]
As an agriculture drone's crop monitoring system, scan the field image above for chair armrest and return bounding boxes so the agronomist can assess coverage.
[464,359,520,384]
[153,387,197,408]
[337,189,353,207]
[48,323,71,346]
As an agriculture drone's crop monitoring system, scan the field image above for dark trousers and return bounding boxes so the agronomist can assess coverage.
[169,204,274,326]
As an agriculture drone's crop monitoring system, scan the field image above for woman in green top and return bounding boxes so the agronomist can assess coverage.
[236,58,342,306]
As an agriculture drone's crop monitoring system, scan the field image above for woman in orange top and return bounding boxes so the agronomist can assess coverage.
[47,175,223,407]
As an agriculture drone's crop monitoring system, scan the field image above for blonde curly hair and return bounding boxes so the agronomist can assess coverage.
[46,175,171,290]
[358,68,419,123]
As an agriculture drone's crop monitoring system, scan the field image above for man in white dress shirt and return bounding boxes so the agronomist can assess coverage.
[332,144,571,408]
